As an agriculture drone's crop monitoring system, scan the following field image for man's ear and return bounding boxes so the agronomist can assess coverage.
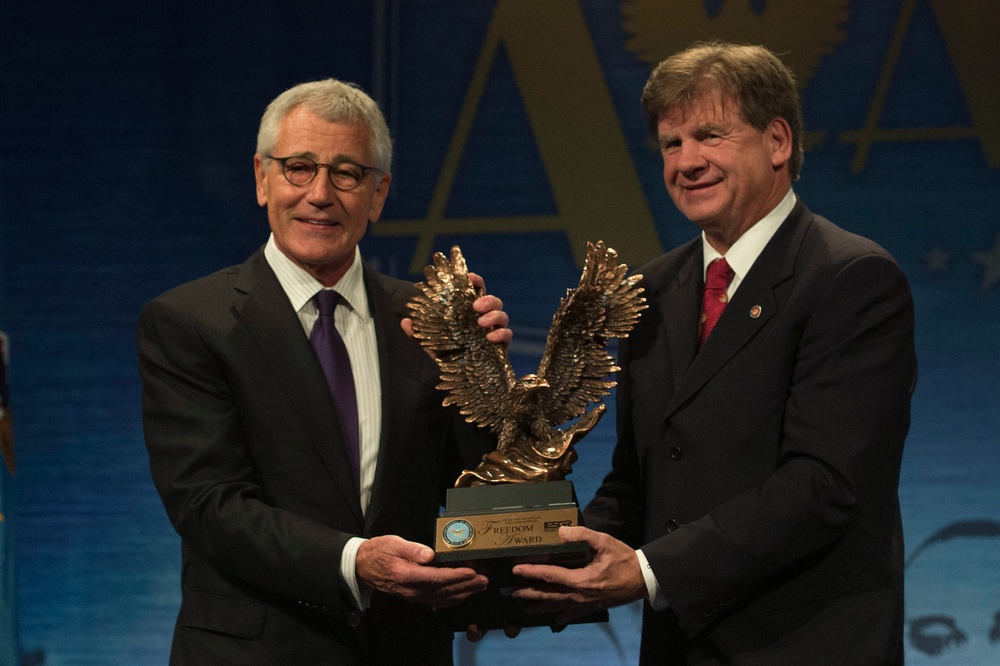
[254,153,268,207]
[767,117,793,170]
[367,171,392,223]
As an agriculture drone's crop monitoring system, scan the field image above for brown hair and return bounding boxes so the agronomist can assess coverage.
[641,41,804,180]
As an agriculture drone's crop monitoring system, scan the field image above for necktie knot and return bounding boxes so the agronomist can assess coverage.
[314,289,343,318]
[706,258,735,290]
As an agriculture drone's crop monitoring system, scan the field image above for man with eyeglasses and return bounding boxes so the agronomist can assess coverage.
[138,79,511,665]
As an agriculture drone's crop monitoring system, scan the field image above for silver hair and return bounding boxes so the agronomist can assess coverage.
[256,79,392,173]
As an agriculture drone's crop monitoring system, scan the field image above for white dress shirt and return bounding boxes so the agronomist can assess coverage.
[264,235,380,609]
[638,188,796,610]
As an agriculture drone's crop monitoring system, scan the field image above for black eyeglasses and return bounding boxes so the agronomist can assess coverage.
[266,155,378,191]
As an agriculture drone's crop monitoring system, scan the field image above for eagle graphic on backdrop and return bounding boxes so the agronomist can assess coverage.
[408,242,646,487]
[622,0,849,91]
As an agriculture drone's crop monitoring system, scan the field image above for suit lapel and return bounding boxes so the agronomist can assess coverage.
[664,203,811,417]
[362,266,427,531]
[232,250,364,525]
[661,243,703,390]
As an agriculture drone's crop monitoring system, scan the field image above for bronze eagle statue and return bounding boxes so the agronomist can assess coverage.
[407,241,646,487]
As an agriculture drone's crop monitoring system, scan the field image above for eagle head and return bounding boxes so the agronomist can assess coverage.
[511,374,551,413]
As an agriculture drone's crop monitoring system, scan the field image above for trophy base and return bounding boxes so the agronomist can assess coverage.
[433,481,608,630]
[436,586,608,632]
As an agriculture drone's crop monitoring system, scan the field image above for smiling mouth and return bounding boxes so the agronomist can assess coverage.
[683,180,720,191]
[298,218,339,227]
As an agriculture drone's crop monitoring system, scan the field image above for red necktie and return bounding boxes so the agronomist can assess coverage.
[699,257,735,349]
[310,290,360,488]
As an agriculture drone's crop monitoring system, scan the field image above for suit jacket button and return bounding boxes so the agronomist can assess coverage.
[346,610,362,628]
[665,519,679,533]
[669,446,683,460]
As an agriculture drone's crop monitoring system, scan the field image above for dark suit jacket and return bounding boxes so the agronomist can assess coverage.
[585,201,916,665]
[138,248,493,665]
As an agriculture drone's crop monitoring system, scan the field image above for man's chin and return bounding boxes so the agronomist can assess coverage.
[679,207,722,230]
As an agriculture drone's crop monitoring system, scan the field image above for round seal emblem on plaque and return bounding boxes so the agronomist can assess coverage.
[442,519,474,548]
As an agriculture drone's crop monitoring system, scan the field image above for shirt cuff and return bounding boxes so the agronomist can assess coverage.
[636,548,669,611]
[341,536,372,610]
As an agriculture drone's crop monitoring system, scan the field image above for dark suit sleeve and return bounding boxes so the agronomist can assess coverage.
[580,336,648,547]
[619,252,914,634]
[138,293,356,615]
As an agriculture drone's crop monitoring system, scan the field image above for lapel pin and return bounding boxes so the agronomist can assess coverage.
[750,305,762,319]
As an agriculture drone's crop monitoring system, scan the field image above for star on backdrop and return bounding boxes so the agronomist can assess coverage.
[972,232,1000,291]
[925,244,951,274]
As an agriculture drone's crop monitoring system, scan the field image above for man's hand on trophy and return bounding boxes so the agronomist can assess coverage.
[401,272,512,346]
[356,535,488,608]
[510,526,647,625]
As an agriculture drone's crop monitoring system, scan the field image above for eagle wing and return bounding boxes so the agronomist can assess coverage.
[622,0,850,90]
[536,241,646,426]
[407,246,516,433]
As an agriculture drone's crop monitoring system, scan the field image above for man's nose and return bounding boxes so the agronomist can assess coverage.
[306,166,338,204]
[674,141,706,174]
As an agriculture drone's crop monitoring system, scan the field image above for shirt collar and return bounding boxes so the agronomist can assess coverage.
[702,188,796,281]
[264,235,369,319]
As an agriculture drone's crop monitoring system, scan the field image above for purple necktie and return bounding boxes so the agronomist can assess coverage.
[310,290,360,488]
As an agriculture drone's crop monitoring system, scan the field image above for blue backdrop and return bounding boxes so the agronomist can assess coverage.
[1,1,998,664]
